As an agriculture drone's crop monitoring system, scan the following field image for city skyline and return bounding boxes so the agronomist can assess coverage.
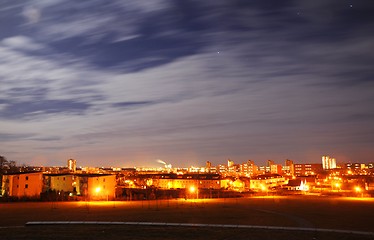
[1,1,374,167]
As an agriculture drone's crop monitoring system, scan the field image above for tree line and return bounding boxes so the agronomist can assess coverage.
[0,155,19,175]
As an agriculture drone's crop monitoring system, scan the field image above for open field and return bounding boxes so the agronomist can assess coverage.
[1,225,373,240]
[1,196,373,239]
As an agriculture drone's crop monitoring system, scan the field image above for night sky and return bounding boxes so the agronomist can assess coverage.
[1,0,374,167]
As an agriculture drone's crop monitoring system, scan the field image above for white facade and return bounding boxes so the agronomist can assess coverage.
[67,159,77,172]
[322,155,336,170]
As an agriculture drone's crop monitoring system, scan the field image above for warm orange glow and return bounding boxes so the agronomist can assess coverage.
[189,186,196,193]
[335,183,340,188]
[355,186,361,193]
[95,187,101,193]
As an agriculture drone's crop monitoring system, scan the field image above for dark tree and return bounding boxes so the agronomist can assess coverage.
[0,155,8,173]
[0,155,18,174]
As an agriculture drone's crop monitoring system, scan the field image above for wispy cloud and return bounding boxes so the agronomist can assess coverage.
[0,99,91,120]
[1,1,373,166]
[2,35,44,51]
[0,133,34,142]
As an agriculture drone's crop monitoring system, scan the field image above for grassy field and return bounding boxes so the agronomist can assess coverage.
[1,196,373,239]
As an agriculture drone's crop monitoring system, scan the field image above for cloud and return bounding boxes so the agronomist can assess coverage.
[0,99,91,120]
[1,36,46,51]
[0,133,34,142]
[11,1,210,71]
[1,1,374,166]
[22,6,41,24]
[27,1,165,41]
[112,101,156,109]
[27,136,62,141]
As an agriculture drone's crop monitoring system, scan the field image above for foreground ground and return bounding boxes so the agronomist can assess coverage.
[0,196,373,239]
[2,225,373,240]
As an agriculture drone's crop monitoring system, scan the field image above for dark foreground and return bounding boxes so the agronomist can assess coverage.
[1,225,373,240]
[1,196,373,239]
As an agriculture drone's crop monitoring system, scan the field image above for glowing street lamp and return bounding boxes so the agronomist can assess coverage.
[95,187,101,194]
[189,186,198,199]
[355,186,363,197]
[334,183,341,192]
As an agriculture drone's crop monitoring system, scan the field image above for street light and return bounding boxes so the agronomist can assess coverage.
[189,186,198,199]
[355,186,363,197]
[334,183,341,192]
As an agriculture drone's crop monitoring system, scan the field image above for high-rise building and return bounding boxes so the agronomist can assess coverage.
[284,159,295,176]
[267,160,275,167]
[228,159,234,167]
[294,163,323,176]
[270,164,283,174]
[239,160,258,177]
[227,159,236,173]
[206,161,212,173]
[322,155,336,170]
[67,158,77,172]
[266,160,281,174]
